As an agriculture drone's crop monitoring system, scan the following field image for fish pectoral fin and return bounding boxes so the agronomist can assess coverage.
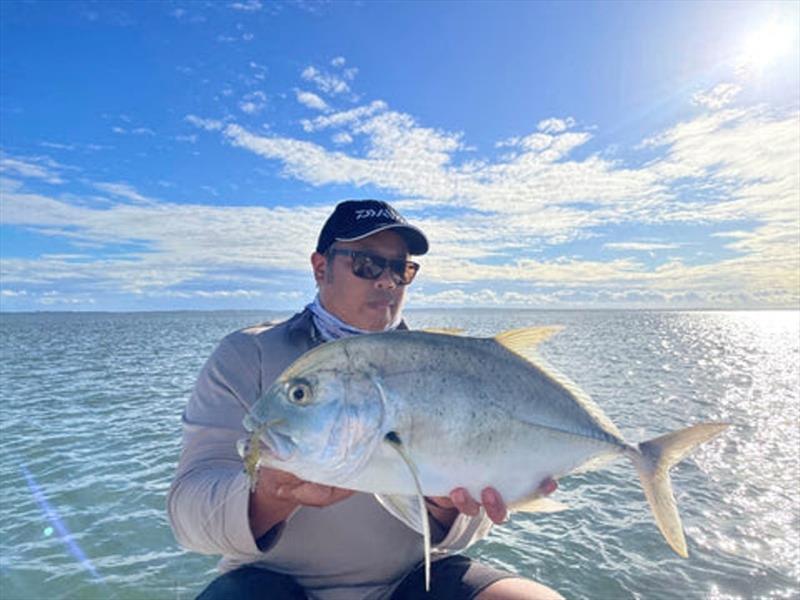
[374,493,425,533]
[510,496,570,514]
[383,431,432,592]
[494,326,563,354]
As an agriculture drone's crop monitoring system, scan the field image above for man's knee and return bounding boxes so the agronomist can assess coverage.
[476,576,565,600]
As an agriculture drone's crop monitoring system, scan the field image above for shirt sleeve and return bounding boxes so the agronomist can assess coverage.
[167,332,267,559]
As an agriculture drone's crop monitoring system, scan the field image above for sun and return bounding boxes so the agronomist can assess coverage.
[738,21,797,72]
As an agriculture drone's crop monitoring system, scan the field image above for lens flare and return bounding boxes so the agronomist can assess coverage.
[21,465,102,582]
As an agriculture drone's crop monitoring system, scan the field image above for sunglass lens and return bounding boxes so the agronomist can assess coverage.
[352,254,384,279]
[391,260,418,285]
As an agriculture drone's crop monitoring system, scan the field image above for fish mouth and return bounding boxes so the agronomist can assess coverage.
[242,416,297,461]
[262,428,297,461]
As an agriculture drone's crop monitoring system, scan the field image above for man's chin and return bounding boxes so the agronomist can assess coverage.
[361,303,398,331]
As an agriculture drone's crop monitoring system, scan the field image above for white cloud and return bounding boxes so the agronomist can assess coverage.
[110,125,155,136]
[239,91,267,114]
[711,230,750,239]
[0,154,66,184]
[301,100,387,132]
[185,115,224,131]
[332,132,353,145]
[0,177,22,192]
[0,185,330,293]
[230,0,262,11]
[94,182,156,205]
[604,242,682,251]
[204,92,798,307]
[154,289,263,299]
[4,75,798,309]
[537,117,576,134]
[37,291,96,306]
[301,66,351,95]
[40,141,75,151]
[331,56,346,68]
[249,61,267,81]
[692,83,742,110]
[221,111,469,201]
[38,141,112,153]
[295,90,329,111]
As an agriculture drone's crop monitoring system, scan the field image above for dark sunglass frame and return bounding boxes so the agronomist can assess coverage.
[327,248,420,285]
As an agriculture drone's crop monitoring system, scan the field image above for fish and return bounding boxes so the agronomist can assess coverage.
[241,326,729,589]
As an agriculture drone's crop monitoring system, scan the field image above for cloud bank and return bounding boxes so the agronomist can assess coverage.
[2,76,798,310]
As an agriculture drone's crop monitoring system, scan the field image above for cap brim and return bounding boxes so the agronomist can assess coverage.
[335,223,429,255]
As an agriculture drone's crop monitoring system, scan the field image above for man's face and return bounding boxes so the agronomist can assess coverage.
[312,230,412,332]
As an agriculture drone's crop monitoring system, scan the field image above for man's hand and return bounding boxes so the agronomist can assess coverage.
[266,469,354,507]
[249,467,354,538]
[427,477,558,526]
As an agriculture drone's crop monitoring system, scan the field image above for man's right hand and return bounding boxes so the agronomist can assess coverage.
[249,467,354,539]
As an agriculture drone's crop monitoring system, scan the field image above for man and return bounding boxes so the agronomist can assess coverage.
[168,200,563,599]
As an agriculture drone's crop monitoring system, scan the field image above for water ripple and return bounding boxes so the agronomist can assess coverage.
[1,310,798,599]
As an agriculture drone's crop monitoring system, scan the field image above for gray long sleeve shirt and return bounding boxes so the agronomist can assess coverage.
[167,309,494,600]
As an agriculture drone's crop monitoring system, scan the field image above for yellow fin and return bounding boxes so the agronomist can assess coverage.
[494,326,563,355]
[630,422,729,558]
[420,327,464,336]
[510,497,570,514]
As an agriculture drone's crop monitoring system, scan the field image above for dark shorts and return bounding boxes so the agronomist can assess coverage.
[391,555,517,599]
[196,555,517,600]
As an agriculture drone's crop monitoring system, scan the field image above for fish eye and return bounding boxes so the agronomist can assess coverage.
[288,381,312,405]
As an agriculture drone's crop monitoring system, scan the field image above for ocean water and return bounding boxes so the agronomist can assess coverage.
[0,309,798,600]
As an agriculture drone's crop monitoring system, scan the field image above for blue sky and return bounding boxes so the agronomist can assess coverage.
[1,0,798,311]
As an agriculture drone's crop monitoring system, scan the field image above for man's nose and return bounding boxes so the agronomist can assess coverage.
[374,267,398,289]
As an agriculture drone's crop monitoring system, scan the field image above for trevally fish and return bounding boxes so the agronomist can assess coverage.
[240,326,728,588]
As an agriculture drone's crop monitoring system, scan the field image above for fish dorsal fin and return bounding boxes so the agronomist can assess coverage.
[493,326,563,357]
[494,326,626,441]
[420,327,464,336]
[383,431,431,592]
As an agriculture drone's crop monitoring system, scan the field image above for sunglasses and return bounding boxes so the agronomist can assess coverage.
[327,248,420,285]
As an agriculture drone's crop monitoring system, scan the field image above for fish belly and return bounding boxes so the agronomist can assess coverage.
[345,419,618,503]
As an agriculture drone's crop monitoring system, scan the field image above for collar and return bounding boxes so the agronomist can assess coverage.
[286,306,409,347]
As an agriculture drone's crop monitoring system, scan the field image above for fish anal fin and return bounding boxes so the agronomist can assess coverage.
[510,496,570,514]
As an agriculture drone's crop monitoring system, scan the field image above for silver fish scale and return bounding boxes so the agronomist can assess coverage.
[346,332,626,449]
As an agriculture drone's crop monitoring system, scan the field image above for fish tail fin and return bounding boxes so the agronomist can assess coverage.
[629,422,729,557]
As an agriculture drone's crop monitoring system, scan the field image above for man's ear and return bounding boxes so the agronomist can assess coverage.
[311,252,327,284]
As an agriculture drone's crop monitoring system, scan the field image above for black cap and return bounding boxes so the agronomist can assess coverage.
[316,199,429,256]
